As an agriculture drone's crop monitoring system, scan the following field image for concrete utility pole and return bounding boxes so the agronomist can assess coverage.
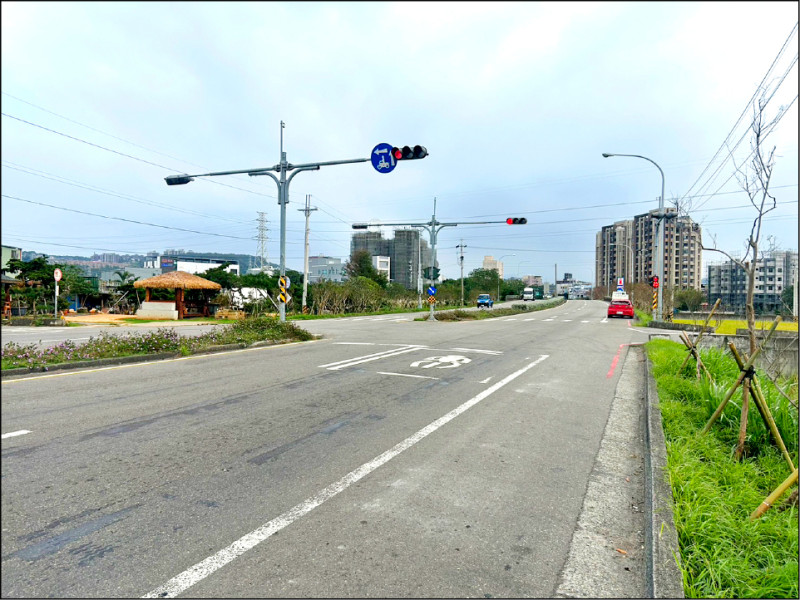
[164,122,369,322]
[298,194,317,313]
[353,200,521,321]
[456,240,467,306]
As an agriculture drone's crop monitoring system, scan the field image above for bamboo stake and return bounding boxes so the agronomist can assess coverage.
[728,343,795,472]
[750,371,796,472]
[679,331,711,381]
[729,344,768,429]
[734,378,751,461]
[701,317,782,434]
[679,298,721,371]
[749,469,798,520]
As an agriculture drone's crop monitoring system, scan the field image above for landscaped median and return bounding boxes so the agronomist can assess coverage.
[414,297,567,321]
[1,316,315,376]
[645,338,798,598]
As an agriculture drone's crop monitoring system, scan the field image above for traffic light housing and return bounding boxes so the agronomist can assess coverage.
[423,266,440,280]
[391,145,428,160]
[506,217,527,225]
[652,275,659,289]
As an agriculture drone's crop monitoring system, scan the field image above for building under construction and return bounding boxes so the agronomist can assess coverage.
[350,229,434,289]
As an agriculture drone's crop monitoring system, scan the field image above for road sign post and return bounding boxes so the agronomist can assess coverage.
[53,268,62,318]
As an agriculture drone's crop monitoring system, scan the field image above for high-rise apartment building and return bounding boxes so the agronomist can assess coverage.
[707,250,797,313]
[350,229,432,288]
[596,208,702,291]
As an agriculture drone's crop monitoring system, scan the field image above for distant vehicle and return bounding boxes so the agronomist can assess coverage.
[522,286,544,301]
[607,299,634,319]
[476,294,494,309]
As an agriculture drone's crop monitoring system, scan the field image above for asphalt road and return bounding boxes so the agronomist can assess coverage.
[1,300,651,597]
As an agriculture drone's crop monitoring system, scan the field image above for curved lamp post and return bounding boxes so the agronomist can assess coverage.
[602,153,665,320]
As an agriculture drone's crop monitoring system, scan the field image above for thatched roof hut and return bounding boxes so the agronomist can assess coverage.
[134,271,221,319]
[134,271,222,291]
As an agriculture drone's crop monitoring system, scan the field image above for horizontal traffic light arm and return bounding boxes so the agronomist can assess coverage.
[165,158,370,185]
[352,218,525,229]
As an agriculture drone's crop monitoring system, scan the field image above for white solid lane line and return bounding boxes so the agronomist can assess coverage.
[142,355,549,599]
[320,345,427,370]
[2,430,31,439]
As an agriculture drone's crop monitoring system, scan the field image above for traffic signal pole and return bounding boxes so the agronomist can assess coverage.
[353,202,524,321]
[165,122,369,322]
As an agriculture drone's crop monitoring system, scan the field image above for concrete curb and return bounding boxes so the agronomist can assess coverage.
[1,353,179,378]
[0,338,312,379]
[643,352,685,598]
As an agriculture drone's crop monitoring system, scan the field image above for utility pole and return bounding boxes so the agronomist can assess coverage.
[456,240,467,306]
[164,122,370,322]
[298,194,317,313]
[417,232,423,309]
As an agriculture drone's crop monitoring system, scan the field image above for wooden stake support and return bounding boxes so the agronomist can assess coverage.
[678,298,721,374]
[749,469,798,520]
[701,317,782,435]
[728,344,795,472]
[679,330,712,381]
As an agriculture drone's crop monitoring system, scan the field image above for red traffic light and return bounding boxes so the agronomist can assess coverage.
[506,217,527,225]
[391,145,428,160]
[653,276,659,288]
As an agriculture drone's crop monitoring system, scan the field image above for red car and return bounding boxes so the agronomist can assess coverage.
[608,300,634,319]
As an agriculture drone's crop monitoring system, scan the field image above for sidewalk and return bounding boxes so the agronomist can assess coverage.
[61,313,218,327]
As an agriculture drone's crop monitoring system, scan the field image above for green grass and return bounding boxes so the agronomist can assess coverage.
[646,339,798,598]
[1,316,314,370]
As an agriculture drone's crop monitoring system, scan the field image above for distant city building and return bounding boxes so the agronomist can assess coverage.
[308,256,344,283]
[143,254,240,276]
[350,229,432,288]
[1,245,22,277]
[372,256,391,280]
[707,250,797,314]
[596,208,702,291]
[482,256,505,279]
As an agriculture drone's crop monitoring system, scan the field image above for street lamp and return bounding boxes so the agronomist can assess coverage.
[497,254,515,302]
[602,152,665,320]
[516,261,535,277]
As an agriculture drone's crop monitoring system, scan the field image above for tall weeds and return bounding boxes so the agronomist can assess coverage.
[646,339,798,598]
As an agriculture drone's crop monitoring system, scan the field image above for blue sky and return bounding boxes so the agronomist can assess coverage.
[2,1,797,283]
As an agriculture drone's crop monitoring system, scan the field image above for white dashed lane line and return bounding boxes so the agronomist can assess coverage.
[2,430,31,439]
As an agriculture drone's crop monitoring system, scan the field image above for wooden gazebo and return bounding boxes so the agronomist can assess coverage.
[2,274,23,318]
[134,271,221,319]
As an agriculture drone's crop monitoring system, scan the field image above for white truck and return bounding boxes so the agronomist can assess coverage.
[522,287,535,301]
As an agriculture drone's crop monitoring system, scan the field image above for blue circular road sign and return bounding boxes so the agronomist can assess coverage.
[427,286,437,296]
[371,142,397,174]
